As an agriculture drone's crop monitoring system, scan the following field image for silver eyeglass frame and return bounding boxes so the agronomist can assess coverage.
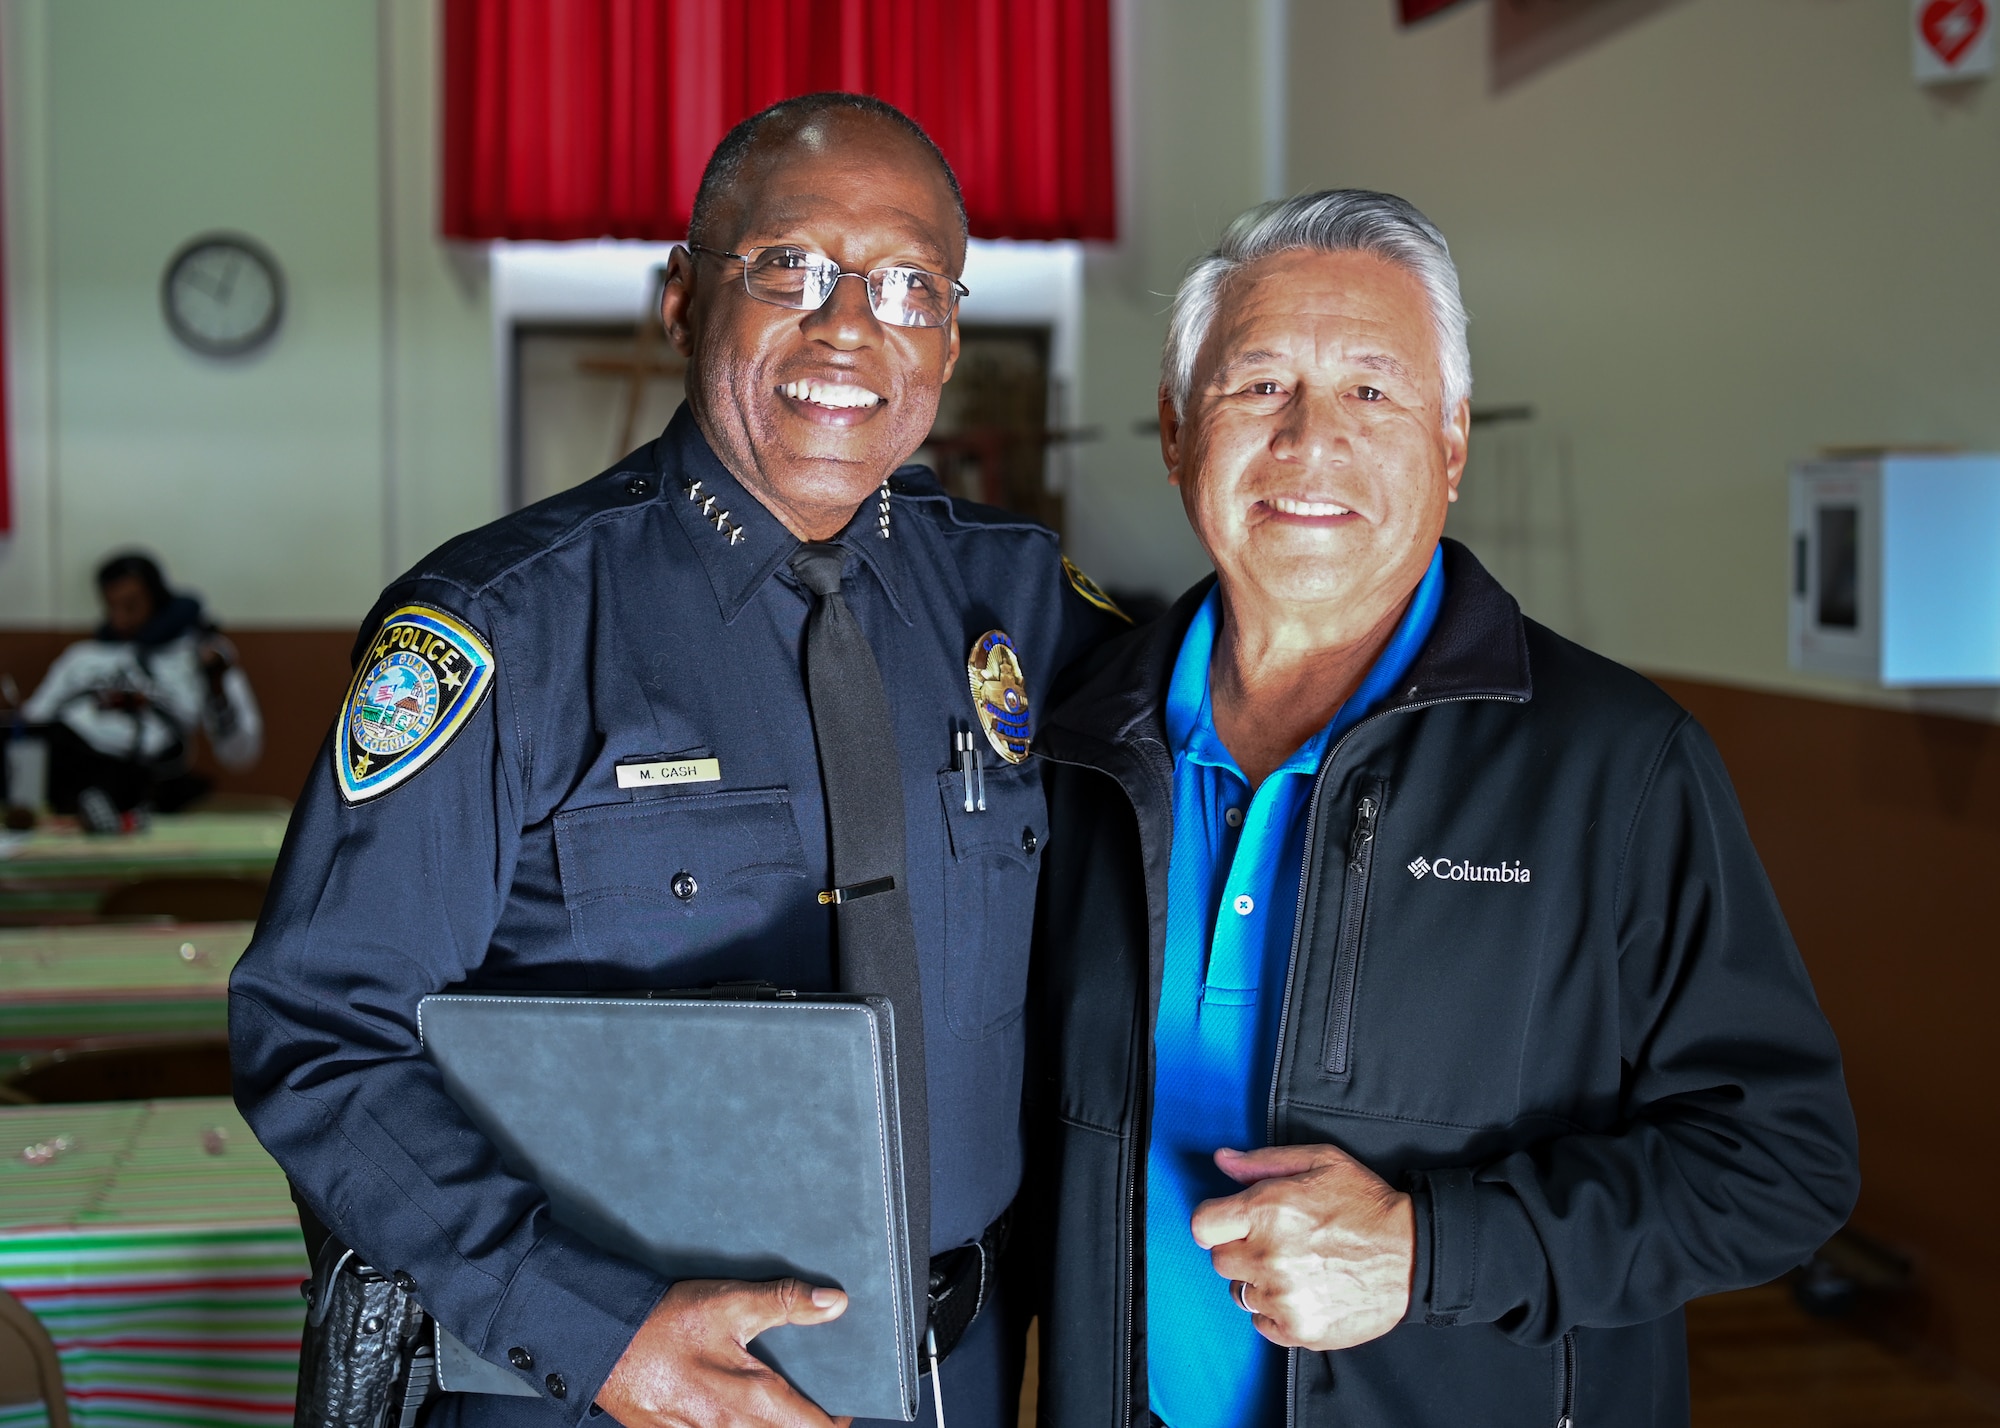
[686,242,969,329]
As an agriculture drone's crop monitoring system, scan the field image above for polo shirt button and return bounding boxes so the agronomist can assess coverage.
[1224,807,1244,828]
[1233,894,1254,915]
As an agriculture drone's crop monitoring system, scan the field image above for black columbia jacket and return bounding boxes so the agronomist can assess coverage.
[1023,541,1859,1428]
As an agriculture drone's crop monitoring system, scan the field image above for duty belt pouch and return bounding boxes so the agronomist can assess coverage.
[927,1207,1010,1365]
[296,1239,436,1428]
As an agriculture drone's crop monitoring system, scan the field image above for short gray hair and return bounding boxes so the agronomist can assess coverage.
[1162,189,1471,420]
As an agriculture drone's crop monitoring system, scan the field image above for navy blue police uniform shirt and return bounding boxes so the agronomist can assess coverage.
[229,405,1125,1421]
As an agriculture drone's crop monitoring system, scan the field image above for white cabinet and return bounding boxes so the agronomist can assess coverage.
[1789,455,2000,687]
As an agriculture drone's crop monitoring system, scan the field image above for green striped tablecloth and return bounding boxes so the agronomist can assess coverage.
[0,814,287,921]
[0,1099,306,1428]
[0,925,252,1062]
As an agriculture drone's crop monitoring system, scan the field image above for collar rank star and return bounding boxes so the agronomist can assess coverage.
[336,604,495,804]
[680,476,744,545]
[967,630,1032,763]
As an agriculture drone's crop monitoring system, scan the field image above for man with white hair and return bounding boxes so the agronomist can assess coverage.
[1022,191,1859,1426]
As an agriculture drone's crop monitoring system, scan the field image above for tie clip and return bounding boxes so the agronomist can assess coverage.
[818,876,896,906]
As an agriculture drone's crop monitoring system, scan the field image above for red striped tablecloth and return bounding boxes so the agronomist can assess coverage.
[0,924,252,1073]
[0,1099,306,1428]
[0,813,286,923]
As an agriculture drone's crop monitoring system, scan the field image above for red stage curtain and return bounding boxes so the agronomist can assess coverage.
[441,0,1116,243]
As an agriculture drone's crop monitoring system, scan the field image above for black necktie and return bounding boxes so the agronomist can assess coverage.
[789,541,930,1335]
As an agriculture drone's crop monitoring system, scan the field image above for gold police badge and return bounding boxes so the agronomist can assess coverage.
[967,630,1032,764]
[336,604,495,805]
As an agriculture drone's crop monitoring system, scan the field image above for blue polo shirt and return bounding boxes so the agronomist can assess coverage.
[1147,547,1445,1428]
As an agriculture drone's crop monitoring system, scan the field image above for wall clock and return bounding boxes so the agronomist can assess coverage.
[161,232,285,357]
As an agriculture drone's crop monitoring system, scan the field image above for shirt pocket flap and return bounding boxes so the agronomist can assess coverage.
[554,786,807,909]
[935,761,1049,868]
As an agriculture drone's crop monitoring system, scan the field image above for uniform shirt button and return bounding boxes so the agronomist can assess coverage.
[1021,827,1038,855]
[624,475,654,498]
[546,1373,568,1400]
[1233,894,1255,916]
[391,1271,417,1292]
[671,871,698,901]
[1224,807,1244,828]
[508,1346,533,1370]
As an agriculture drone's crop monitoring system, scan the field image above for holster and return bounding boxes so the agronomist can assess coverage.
[926,1206,1011,1366]
[295,1236,436,1428]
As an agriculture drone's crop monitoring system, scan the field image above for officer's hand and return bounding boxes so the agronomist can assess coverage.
[1190,1143,1414,1353]
[595,1278,853,1428]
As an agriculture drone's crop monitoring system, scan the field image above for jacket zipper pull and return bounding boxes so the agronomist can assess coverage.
[1347,795,1378,871]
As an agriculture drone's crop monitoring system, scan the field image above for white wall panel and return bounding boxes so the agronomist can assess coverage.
[44,0,386,627]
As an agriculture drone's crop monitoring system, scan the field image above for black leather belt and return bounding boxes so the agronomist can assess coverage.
[926,1207,1010,1367]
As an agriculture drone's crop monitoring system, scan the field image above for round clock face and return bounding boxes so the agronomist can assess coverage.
[161,233,284,357]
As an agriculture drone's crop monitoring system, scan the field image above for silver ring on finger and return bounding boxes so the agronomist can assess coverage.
[1231,1280,1252,1312]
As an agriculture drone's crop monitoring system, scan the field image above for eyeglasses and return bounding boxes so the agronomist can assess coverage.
[687,243,968,330]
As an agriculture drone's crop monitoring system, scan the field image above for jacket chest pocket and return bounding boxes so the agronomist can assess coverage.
[936,760,1049,1040]
[553,787,809,977]
[1296,781,1568,1131]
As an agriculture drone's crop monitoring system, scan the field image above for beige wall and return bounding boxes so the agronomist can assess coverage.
[18,0,1991,722]
[1064,0,1275,601]
[0,0,496,630]
[378,0,505,584]
[1287,0,2000,715]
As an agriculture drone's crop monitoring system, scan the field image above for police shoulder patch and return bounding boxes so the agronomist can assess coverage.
[1062,555,1131,622]
[336,604,495,805]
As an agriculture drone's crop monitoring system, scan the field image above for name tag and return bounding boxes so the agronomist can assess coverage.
[616,757,722,789]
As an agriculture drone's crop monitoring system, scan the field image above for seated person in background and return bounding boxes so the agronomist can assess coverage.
[18,551,262,813]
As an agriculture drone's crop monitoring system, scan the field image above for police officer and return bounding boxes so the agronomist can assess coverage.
[230,93,1123,1428]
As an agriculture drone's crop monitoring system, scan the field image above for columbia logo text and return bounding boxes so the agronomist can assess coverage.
[1411,857,1531,884]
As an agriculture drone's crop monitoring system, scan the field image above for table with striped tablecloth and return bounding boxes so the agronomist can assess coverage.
[0,1099,306,1428]
[0,924,253,1074]
[0,814,287,922]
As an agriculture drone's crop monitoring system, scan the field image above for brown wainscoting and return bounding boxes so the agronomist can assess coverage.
[0,627,357,803]
[1686,1282,2000,1425]
[1654,676,2000,1388]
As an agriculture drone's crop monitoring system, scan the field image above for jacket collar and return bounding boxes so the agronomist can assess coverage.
[653,403,915,626]
[1038,538,1532,762]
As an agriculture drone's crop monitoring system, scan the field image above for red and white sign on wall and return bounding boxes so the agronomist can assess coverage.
[1913,0,1993,84]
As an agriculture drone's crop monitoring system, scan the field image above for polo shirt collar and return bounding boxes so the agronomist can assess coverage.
[657,403,915,626]
[1163,545,1447,780]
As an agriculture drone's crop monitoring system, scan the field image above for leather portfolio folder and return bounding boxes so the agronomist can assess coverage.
[417,991,919,1421]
